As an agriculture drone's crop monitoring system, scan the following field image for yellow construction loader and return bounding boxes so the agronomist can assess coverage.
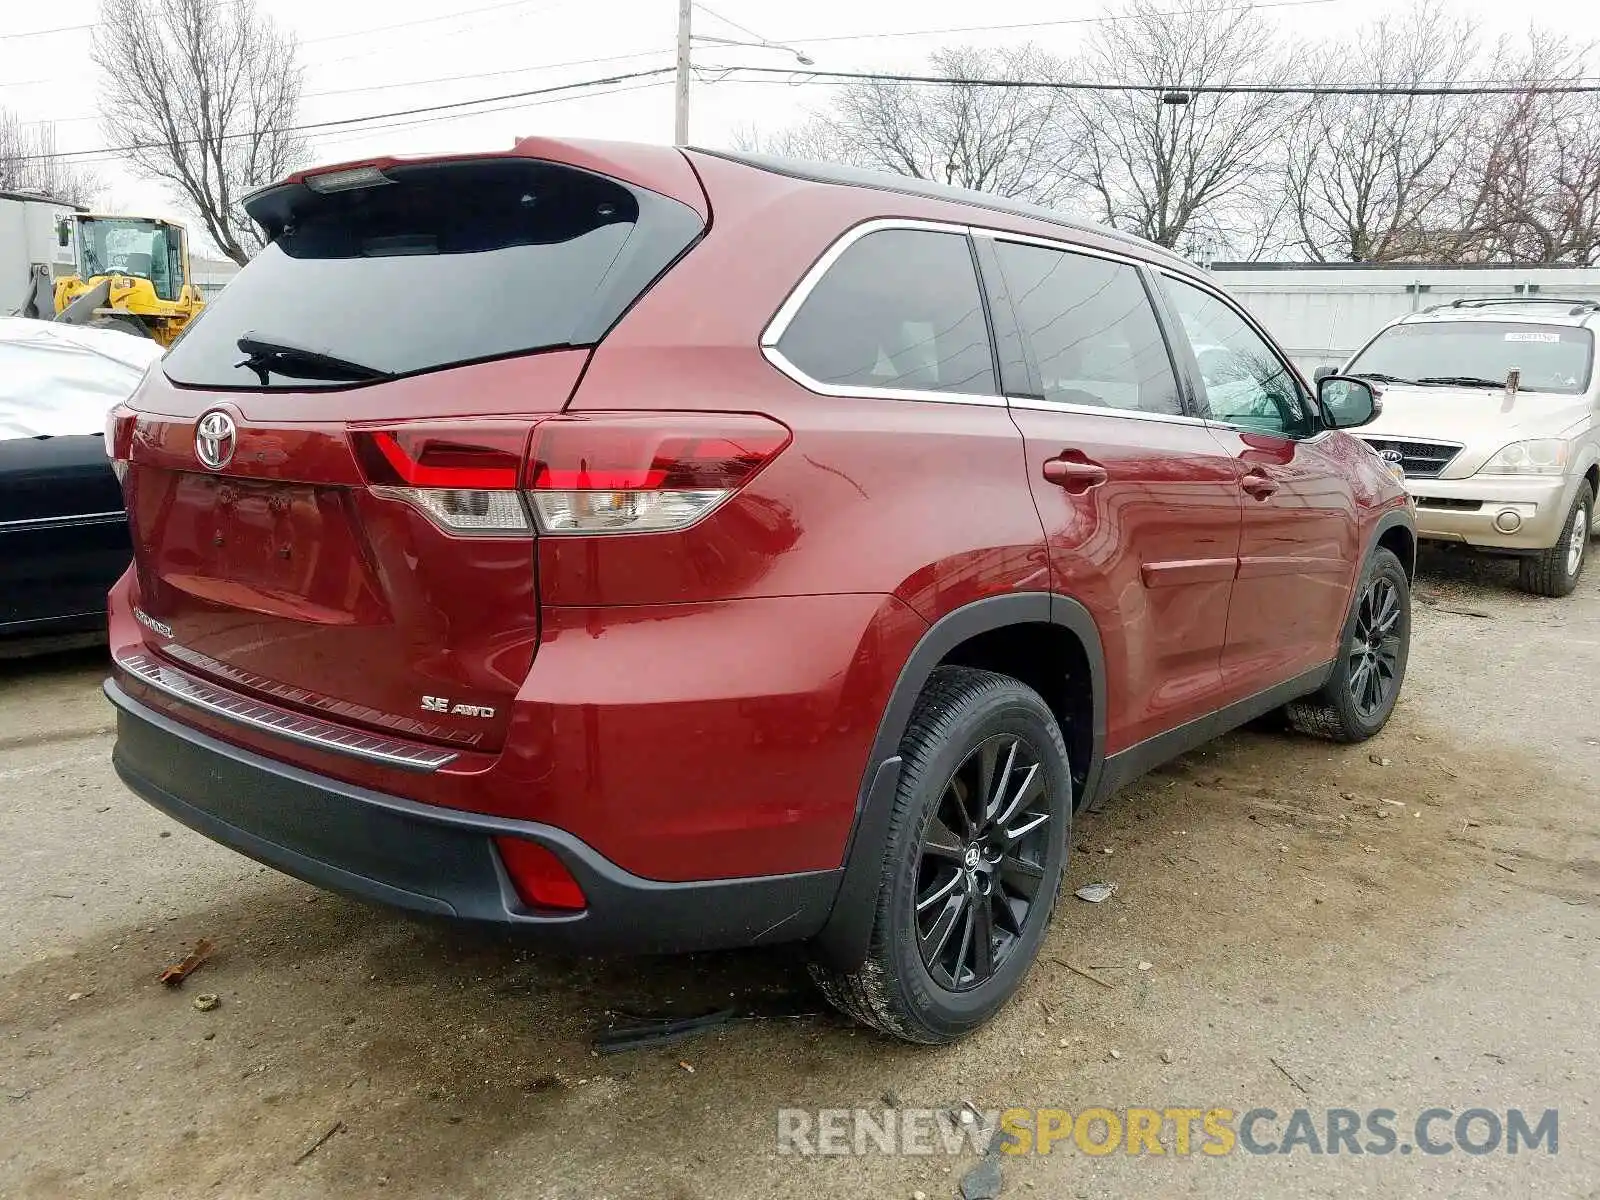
[52,213,205,345]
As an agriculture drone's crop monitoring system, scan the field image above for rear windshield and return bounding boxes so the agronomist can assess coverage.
[163,159,703,389]
[1347,320,1594,394]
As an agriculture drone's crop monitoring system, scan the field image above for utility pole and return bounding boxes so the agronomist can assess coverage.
[674,0,692,145]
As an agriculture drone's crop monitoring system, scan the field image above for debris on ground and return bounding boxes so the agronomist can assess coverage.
[1378,797,1405,807]
[882,1088,901,1108]
[959,1156,1003,1200]
[192,993,220,1013]
[159,938,215,987]
[292,1120,345,1166]
[1108,1049,1121,1060]
[1074,882,1115,904]
[1495,860,1518,873]
[1137,961,1152,972]
[1052,959,1116,989]
[678,1061,695,1074]
[1269,1056,1310,1095]
[1369,755,1393,766]
[1160,1049,1174,1064]
[67,992,84,1002]
[591,1008,737,1055]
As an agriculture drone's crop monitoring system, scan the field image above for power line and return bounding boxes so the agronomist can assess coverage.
[300,0,566,45]
[692,3,769,44]
[35,48,675,123]
[700,64,1600,97]
[764,0,1341,46]
[5,68,676,164]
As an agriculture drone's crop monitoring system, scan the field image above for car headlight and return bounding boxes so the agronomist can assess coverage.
[1478,439,1568,475]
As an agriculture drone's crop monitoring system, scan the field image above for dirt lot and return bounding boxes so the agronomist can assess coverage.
[2,548,1597,1199]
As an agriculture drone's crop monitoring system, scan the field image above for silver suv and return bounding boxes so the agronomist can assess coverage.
[1332,298,1600,596]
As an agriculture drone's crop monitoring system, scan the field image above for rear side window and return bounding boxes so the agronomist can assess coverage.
[991,241,1182,417]
[775,228,996,396]
[163,159,703,389]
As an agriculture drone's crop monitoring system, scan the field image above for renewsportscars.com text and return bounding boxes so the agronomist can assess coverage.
[776,1106,1559,1158]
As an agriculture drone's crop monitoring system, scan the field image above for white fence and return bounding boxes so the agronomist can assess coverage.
[1209,265,1600,375]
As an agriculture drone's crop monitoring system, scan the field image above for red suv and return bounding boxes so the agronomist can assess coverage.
[104,140,1414,1043]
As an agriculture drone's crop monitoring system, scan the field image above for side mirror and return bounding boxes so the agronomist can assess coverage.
[1318,375,1381,429]
[1312,365,1336,383]
[56,218,70,248]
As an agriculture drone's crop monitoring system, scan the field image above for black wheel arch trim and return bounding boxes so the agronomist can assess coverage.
[811,591,1106,971]
[1368,505,1417,578]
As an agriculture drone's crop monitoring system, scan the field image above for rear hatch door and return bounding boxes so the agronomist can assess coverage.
[122,154,705,753]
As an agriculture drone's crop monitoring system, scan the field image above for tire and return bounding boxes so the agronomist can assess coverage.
[1517,482,1592,598]
[1286,547,1411,743]
[88,314,151,339]
[809,667,1071,1044]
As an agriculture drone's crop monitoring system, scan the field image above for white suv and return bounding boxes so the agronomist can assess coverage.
[1332,298,1600,596]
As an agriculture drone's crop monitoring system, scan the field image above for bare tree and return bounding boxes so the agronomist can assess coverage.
[1286,1,1477,262]
[750,46,1069,204]
[0,113,102,207]
[95,0,306,264]
[1055,0,1299,252]
[1445,33,1600,264]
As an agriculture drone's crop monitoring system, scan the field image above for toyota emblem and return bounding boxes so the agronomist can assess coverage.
[195,410,236,471]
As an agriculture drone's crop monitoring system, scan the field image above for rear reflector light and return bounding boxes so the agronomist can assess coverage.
[526,413,790,535]
[494,837,586,911]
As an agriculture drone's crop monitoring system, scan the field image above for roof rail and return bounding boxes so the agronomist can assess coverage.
[1439,296,1600,316]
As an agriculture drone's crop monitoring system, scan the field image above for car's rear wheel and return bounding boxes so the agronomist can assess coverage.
[1287,546,1410,743]
[1517,482,1591,598]
[809,667,1070,1044]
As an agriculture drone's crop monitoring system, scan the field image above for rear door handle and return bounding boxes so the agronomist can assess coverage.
[1043,456,1108,493]
[1241,470,1279,499]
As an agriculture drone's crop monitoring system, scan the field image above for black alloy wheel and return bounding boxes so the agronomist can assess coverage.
[914,733,1052,992]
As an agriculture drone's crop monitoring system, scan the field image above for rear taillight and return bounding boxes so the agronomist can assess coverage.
[349,414,790,538]
[525,413,791,535]
[105,406,135,483]
[350,423,533,535]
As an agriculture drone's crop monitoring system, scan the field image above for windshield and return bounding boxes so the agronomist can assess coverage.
[1347,321,1594,394]
[77,218,181,302]
[162,158,703,390]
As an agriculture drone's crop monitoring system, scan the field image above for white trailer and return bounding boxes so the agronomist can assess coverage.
[1209,264,1600,376]
[0,191,83,318]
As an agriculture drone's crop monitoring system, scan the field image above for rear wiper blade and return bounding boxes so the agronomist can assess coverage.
[235,333,391,383]
[1414,375,1505,388]
[1350,371,1413,384]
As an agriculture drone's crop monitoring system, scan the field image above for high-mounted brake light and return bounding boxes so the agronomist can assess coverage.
[525,413,791,535]
[351,424,532,535]
[304,165,392,194]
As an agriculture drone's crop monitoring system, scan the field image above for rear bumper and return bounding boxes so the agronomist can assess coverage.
[1408,475,1571,551]
[106,678,839,953]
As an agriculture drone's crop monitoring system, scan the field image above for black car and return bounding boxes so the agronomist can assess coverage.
[0,432,130,655]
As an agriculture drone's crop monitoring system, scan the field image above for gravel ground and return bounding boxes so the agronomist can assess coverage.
[1,545,1596,1199]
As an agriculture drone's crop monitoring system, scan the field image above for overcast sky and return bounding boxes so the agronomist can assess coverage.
[3,0,1597,254]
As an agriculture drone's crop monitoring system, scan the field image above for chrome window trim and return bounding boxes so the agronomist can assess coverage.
[1006,395,1213,427]
[759,217,1007,407]
[0,510,125,532]
[117,651,459,772]
[969,224,1157,271]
